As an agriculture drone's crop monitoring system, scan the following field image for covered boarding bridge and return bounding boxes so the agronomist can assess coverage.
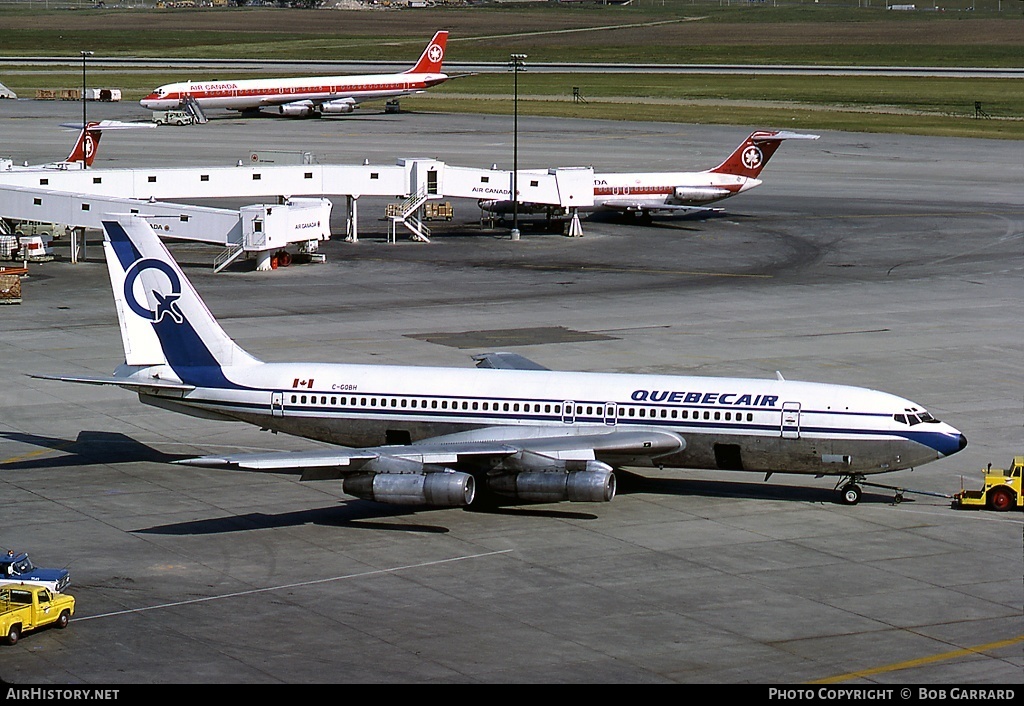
[0,158,594,270]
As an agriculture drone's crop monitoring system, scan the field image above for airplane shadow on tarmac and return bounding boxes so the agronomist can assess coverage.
[0,431,905,537]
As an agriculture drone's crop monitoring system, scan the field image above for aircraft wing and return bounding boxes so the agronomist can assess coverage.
[174,426,685,480]
[471,352,550,371]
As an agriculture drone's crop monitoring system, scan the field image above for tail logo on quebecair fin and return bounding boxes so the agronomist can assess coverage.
[124,258,184,324]
[741,145,764,171]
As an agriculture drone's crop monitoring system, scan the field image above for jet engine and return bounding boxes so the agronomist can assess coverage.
[319,99,356,115]
[672,186,731,204]
[344,470,475,507]
[486,453,616,503]
[278,101,316,117]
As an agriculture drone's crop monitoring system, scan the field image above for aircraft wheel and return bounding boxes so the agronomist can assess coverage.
[840,483,862,505]
[988,487,1015,512]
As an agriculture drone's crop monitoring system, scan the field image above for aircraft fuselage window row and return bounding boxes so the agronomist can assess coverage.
[287,394,757,423]
[186,83,413,99]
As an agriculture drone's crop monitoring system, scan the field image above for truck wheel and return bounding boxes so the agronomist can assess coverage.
[56,610,70,629]
[988,487,1014,512]
[5,624,20,645]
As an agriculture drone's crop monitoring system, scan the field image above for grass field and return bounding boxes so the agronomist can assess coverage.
[1,4,1022,139]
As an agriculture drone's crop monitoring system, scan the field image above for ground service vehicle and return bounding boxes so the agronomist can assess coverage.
[0,552,71,593]
[0,584,75,645]
[152,110,194,126]
[952,456,1023,511]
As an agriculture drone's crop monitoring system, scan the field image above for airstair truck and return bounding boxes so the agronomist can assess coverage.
[952,456,1023,512]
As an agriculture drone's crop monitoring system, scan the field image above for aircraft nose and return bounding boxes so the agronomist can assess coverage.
[957,432,968,452]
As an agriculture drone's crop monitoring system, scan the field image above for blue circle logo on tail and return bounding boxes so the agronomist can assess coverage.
[124,258,184,324]
[741,146,763,170]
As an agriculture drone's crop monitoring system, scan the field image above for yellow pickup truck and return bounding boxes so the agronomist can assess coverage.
[1,584,75,645]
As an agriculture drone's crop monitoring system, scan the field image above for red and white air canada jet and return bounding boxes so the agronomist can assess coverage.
[479,130,820,221]
[139,31,450,118]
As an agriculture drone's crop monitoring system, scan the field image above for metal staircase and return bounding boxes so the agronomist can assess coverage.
[387,188,432,243]
[182,94,209,124]
[213,243,244,273]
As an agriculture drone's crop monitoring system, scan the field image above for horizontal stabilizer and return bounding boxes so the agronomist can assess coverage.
[59,120,156,131]
[30,373,194,392]
[751,131,819,142]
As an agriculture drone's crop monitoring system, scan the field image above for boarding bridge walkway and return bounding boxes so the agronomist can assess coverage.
[0,157,595,268]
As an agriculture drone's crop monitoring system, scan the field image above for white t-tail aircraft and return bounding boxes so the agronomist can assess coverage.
[478,130,820,222]
[34,216,967,509]
[1,120,154,172]
[139,31,450,118]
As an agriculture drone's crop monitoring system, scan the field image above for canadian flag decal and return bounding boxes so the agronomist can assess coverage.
[292,378,315,389]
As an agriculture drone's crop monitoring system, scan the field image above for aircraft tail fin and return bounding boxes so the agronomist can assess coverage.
[65,122,103,166]
[405,30,448,74]
[709,130,820,179]
[101,217,261,375]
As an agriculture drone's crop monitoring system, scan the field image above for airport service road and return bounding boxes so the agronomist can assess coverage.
[0,98,1021,684]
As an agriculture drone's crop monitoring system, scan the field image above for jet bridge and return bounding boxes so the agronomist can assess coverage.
[0,183,331,271]
[0,156,595,270]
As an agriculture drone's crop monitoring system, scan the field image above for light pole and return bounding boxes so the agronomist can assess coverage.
[508,53,527,240]
[80,50,93,167]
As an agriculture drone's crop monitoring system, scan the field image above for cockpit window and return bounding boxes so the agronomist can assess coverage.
[894,414,906,424]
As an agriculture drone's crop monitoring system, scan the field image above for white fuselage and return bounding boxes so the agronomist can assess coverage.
[479,169,761,216]
[139,72,448,112]
[138,360,965,478]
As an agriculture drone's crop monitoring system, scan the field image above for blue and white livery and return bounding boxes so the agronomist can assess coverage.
[36,217,967,508]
